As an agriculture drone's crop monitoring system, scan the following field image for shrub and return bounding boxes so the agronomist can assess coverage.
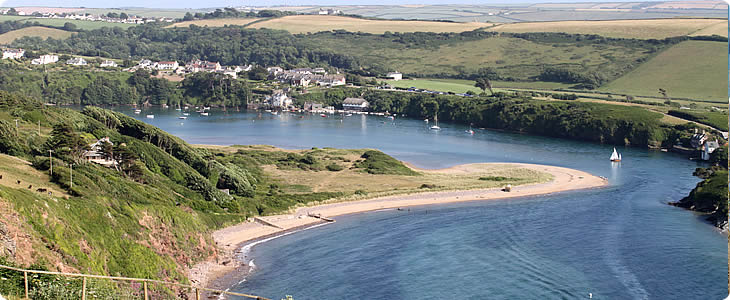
[326,163,344,172]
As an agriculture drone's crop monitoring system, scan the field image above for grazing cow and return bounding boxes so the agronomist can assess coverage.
[0,174,3,179]
[16,180,20,184]
[36,188,47,193]
[27,185,32,189]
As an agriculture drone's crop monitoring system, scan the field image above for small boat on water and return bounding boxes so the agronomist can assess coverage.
[610,147,622,162]
[183,113,189,116]
[429,116,441,130]
[134,109,142,114]
[178,116,187,119]
[146,115,154,119]
[346,114,352,117]
[320,114,327,118]
[466,129,474,135]
[387,116,395,120]
[200,112,209,116]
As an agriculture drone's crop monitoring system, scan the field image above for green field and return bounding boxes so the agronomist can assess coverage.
[247,15,488,34]
[385,78,571,93]
[600,40,728,103]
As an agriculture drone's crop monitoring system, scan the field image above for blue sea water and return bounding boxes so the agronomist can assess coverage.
[119,107,726,299]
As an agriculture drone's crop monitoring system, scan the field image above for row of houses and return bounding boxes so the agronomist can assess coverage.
[0,9,173,24]
[2,48,24,60]
[130,59,251,79]
[268,67,346,87]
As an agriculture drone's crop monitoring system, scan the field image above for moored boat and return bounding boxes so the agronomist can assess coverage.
[610,148,622,162]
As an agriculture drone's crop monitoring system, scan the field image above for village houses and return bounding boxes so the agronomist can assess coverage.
[155,61,179,70]
[386,71,403,81]
[2,48,24,60]
[31,54,59,65]
[270,67,346,87]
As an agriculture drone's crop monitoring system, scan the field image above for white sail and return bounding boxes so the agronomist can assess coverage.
[610,148,620,161]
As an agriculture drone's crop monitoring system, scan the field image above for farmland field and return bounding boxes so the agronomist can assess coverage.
[166,18,261,28]
[489,18,728,39]
[0,26,73,44]
[305,34,649,81]
[385,78,572,93]
[246,15,490,34]
[600,40,727,102]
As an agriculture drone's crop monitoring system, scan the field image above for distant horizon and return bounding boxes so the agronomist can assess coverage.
[0,0,676,10]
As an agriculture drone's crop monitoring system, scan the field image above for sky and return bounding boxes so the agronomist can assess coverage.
[1,0,663,9]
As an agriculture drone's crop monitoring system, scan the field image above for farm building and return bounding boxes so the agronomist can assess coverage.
[343,97,369,111]
[386,72,403,81]
[701,140,720,161]
[156,61,179,70]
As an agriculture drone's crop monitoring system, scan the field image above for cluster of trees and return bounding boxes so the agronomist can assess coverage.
[537,67,607,89]
[182,8,296,21]
[672,145,728,228]
[0,65,251,107]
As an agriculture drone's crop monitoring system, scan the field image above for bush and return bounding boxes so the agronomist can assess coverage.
[326,163,344,172]
[353,150,419,176]
[479,176,514,181]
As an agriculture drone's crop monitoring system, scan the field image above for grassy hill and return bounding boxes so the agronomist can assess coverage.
[600,40,728,102]
[489,18,728,39]
[246,15,490,34]
[0,26,72,44]
[165,18,261,28]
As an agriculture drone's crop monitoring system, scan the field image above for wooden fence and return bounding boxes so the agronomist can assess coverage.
[0,264,270,300]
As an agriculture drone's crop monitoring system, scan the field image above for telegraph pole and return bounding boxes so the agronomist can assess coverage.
[70,163,73,188]
[49,150,53,176]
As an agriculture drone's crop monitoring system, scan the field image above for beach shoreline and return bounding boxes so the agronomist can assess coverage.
[189,162,608,292]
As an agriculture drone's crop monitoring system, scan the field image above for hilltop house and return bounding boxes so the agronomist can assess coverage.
[83,137,117,166]
[386,71,403,81]
[31,54,58,65]
[155,61,179,70]
[318,8,342,15]
[2,48,24,59]
[342,97,369,111]
[66,57,88,66]
[100,60,118,67]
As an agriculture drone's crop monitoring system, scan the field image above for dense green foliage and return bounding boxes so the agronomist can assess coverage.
[354,150,419,175]
[0,65,249,107]
[673,145,729,228]
[667,109,729,131]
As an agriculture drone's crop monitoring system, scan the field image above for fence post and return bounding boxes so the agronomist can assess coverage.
[196,288,200,300]
[143,281,148,300]
[23,271,28,299]
[82,277,87,300]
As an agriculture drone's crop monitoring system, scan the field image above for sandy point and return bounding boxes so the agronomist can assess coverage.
[189,162,607,289]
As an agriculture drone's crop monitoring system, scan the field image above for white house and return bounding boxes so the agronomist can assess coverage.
[138,59,153,68]
[100,60,118,67]
[31,54,59,65]
[342,97,369,111]
[2,48,24,60]
[155,61,179,70]
[386,71,402,81]
[66,57,88,66]
[701,140,720,161]
[268,91,291,108]
[83,137,117,166]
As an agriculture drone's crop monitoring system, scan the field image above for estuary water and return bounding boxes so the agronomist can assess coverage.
[118,107,726,299]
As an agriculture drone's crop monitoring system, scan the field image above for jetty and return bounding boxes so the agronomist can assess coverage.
[308,212,335,222]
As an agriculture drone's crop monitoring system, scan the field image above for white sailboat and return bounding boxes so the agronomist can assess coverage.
[610,147,622,162]
[429,115,441,130]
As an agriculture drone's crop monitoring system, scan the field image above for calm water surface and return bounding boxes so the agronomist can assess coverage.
[118,107,725,299]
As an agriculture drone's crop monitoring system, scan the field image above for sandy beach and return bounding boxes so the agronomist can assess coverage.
[189,162,607,290]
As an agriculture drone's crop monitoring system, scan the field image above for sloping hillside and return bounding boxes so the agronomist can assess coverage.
[0,26,72,44]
